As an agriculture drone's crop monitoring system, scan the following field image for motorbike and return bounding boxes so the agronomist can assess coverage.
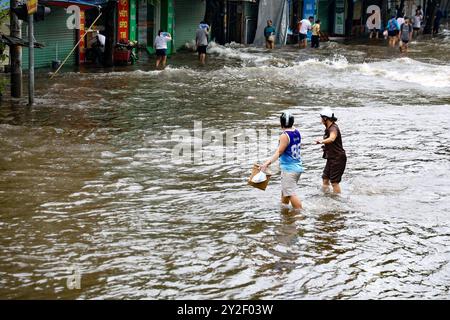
[113,40,138,66]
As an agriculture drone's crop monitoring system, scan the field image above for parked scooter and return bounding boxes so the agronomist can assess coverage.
[114,40,138,65]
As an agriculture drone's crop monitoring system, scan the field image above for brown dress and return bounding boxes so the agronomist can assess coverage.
[322,123,346,183]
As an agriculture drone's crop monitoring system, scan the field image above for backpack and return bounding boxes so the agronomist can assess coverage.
[388,19,398,31]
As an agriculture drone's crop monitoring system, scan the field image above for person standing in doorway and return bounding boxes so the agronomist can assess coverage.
[433,4,443,35]
[89,30,106,66]
[298,16,313,48]
[316,108,346,194]
[154,30,172,69]
[395,5,402,18]
[260,112,305,210]
[264,20,276,49]
[399,17,413,53]
[311,19,321,48]
[196,21,210,64]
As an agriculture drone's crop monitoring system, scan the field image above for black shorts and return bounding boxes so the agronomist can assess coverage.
[322,155,347,184]
[197,45,207,54]
[156,49,166,57]
[413,27,420,31]
[388,30,397,37]
[299,33,307,41]
[401,39,409,44]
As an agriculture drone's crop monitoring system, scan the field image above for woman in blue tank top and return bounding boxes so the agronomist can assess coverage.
[261,111,304,210]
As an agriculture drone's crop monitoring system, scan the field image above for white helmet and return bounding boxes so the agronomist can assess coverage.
[320,108,337,121]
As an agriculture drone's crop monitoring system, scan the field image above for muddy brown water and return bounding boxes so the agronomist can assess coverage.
[0,33,449,299]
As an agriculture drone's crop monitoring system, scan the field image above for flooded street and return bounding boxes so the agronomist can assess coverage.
[1,33,450,299]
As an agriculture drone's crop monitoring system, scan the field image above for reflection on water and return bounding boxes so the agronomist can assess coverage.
[0,35,450,299]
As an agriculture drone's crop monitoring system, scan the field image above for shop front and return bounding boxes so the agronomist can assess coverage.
[227,0,259,44]
[137,0,173,54]
[173,0,205,50]
[21,0,107,69]
[22,6,78,69]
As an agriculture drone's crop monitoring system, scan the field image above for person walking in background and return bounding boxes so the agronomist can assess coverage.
[264,20,276,49]
[316,108,346,194]
[154,30,172,69]
[387,15,400,47]
[311,19,321,48]
[298,16,313,48]
[395,5,402,18]
[260,112,304,210]
[433,4,443,35]
[412,9,422,38]
[396,14,405,33]
[417,5,424,17]
[399,17,413,53]
[196,21,210,64]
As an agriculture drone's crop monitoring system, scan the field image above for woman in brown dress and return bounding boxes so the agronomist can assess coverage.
[316,108,347,193]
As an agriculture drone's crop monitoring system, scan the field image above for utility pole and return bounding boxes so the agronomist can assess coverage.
[223,0,227,43]
[10,0,22,98]
[28,12,34,105]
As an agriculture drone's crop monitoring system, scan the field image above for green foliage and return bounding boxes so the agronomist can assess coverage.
[0,42,7,62]
[0,77,6,97]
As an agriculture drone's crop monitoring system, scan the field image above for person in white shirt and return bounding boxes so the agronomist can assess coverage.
[396,15,405,30]
[416,5,424,18]
[154,29,172,69]
[412,9,423,38]
[89,30,106,65]
[297,16,313,48]
[195,21,210,64]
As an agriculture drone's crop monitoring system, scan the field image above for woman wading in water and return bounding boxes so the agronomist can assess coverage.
[261,112,304,210]
[316,108,346,193]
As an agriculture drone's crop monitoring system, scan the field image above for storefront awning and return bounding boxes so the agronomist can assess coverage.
[40,0,106,10]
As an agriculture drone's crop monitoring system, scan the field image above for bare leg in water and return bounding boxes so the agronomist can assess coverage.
[322,178,341,193]
[199,53,206,64]
[331,183,341,193]
[281,195,303,209]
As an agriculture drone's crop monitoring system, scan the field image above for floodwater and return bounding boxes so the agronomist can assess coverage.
[1,32,450,299]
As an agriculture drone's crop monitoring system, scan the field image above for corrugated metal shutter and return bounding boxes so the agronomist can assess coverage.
[23,7,76,69]
[174,0,205,50]
[318,0,330,32]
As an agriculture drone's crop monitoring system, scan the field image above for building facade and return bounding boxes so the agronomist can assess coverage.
[173,0,205,50]
[20,0,218,69]
[226,0,259,44]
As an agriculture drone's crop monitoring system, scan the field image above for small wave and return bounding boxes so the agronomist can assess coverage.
[207,42,275,66]
[49,66,203,81]
[205,55,450,91]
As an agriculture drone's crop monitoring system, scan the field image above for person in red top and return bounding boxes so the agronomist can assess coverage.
[316,108,347,193]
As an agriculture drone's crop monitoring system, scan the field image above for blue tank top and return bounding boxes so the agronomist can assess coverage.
[279,129,305,173]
